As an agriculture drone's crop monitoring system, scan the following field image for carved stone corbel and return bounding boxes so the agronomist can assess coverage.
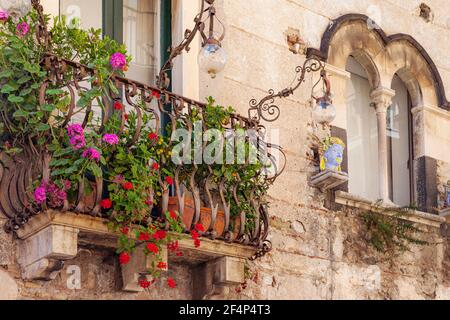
[192,256,245,300]
[17,224,79,280]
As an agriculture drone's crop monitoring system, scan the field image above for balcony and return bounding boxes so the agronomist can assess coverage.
[0,1,285,294]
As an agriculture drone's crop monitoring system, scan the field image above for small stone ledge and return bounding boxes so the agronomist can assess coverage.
[334,191,445,228]
[310,170,348,191]
[15,211,253,293]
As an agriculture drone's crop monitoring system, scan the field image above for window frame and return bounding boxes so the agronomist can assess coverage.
[102,0,172,135]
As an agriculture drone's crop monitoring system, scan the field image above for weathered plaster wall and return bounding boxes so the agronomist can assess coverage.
[198,0,450,300]
[0,0,449,300]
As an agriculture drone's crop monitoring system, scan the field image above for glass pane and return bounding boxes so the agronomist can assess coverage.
[387,75,411,206]
[346,57,379,201]
[41,0,103,30]
[123,0,158,85]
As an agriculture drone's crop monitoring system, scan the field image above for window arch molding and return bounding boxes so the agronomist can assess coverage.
[307,14,449,212]
[307,13,449,111]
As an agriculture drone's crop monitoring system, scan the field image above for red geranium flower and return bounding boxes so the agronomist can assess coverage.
[167,277,176,289]
[165,176,174,185]
[168,241,179,252]
[152,90,161,100]
[123,182,133,190]
[124,113,129,121]
[176,251,183,257]
[120,227,129,235]
[157,262,167,269]
[119,252,130,265]
[152,162,159,170]
[195,223,205,232]
[139,279,152,289]
[146,242,159,254]
[114,101,123,111]
[194,238,201,248]
[191,229,199,240]
[148,132,158,141]
[169,211,178,220]
[100,199,112,209]
[139,232,150,241]
[153,230,167,240]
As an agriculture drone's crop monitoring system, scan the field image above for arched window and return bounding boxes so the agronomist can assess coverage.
[346,56,379,200]
[345,57,412,205]
[387,76,413,206]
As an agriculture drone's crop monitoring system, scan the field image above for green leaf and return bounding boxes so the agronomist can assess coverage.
[54,147,73,157]
[50,158,71,167]
[19,88,33,96]
[46,89,66,96]
[64,166,77,175]
[89,163,102,177]
[17,76,31,84]
[0,70,13,78]
[11,42,24,50]
[36,123,50,132]
[13,110,29,118]
[8,95,24,103]
[1,84,16,94]
[24,63,41,74]
[41,104,56,112]
[51,168,66,177]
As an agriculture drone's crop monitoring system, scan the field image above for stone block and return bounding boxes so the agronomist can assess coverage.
[193,256,246,300]
[310,170,349,191]
[18,225,79,280]
[214,256,245,285]
[121,244,168,292]
[0,269,18,300]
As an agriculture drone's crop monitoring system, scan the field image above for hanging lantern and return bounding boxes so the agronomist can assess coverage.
[198,38,227,79]
[312,70,336,125]
[313,96,336,124]
[198,2,227,79]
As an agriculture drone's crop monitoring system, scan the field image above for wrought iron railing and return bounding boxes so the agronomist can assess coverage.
[0,2,286,258]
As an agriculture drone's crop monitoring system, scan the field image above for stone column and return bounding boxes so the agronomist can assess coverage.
[370,87,396,202]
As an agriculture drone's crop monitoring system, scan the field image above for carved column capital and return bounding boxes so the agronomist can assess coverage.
[370,87,396,113]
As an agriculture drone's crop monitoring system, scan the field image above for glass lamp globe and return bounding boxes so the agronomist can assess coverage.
[198,40,227,79]
[312,98,336,124]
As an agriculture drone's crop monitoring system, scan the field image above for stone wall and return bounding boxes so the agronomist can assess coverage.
[0,0,449,300]
[438,161,450,209]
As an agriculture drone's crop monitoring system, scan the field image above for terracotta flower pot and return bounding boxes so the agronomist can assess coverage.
[167,196,241,240]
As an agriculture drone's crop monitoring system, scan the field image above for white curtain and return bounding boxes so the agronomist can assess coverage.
[346,57,380,201]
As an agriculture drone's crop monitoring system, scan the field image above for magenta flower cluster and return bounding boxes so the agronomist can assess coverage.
[33,180,70,207]
[82,148,101,162]
[16,22,29,37]
[102,134,119,145]
[67,124,86,150]
[34,185,46,204]
[110,52,127,70]
[0,10,9,22]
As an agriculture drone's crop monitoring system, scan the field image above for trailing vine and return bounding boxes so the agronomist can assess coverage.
[361,204,430,255]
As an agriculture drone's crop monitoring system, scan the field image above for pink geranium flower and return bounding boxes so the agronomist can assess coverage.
[67,124,86,150]
[67,124,84,136]
[0,11,9,22]
[102,134,119,146]
[69,135,86,150]
[110,52,127,70]
[34,185,47,204]
[16,22,30,37]
[82,148,101,162]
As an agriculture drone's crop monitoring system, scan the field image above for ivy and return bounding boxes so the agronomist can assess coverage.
[361,204,429,255]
